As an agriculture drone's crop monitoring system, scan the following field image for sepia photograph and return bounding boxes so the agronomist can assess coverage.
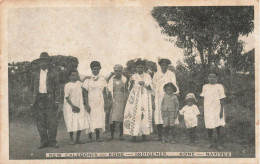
[0,0,259,163]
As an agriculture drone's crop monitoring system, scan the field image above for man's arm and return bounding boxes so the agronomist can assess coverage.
[174,96,179,119]
[54,70,60,103]
[30,73,36,106]
[220,98,225,119]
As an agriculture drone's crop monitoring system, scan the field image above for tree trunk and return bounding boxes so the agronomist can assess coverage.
[207,43,213,69]
[197,42,205,68]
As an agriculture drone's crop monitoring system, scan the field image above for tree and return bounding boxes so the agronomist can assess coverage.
[151,6,254,70]
[8,55,79,107]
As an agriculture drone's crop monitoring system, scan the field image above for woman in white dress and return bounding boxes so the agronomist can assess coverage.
[123,59,153,142]
[200,72,226,150]
[83,61,109,142]
[153,58,179,141]
[63,70,91,144]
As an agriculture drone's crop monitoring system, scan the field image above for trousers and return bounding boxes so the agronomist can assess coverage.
[33,93,58,145]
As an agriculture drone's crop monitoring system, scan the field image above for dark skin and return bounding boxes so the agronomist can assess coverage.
[65,72,81,113]
[30,59,60,107]
[83,66,109,113]
[207,73,225,119]
[129,65,152,91]
[164,86,178,119]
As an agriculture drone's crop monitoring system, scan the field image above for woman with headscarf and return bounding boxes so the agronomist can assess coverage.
[123,59,153,142]
[153,58,179,141]
[82,61,108,142]
[107,64,128,140]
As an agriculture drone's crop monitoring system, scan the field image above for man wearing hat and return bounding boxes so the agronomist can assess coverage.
[31,52,60,149]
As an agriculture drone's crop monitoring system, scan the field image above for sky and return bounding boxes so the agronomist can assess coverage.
[8,7,255,76]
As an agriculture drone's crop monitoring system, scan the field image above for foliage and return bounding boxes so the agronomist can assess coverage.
[151,6,254,70]
[8,55,79,112]
[123,58,157,78]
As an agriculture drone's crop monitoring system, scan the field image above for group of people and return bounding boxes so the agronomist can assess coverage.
[31,52,226,151]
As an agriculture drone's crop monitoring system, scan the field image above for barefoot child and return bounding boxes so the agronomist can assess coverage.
[160,82,179,144]
[63,70,91,144]
[200,72,226,150]
[179,93,200,146]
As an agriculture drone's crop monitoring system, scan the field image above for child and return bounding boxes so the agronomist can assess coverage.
[179,93,200,146]
[63,70,91,144]
[160,82,179,144]
[200,72,226,150]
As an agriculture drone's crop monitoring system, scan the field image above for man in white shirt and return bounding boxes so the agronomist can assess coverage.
[31,52,60,149]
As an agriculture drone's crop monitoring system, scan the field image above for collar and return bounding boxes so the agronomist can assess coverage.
[41,69,48,73]
[91,74,100,81]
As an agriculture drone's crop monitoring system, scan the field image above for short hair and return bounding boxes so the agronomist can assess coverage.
[158,58,171,66]
[90,61,101,69]
[134,59,146,66]
[208,70,218,77]
[163,82,177,92]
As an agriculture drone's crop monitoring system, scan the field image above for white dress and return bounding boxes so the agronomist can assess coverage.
[153,70,179,125]
[63,81,91,133]
[83,75,107,132]
[123,73,153,136]
[200,84,226,129]
[179,105,200,128]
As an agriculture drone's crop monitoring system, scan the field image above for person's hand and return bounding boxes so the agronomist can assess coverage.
[220,108,223,119]
[85,105,91,113]
[72,105,80,113]
[138,81,145,86]
[110,72,115,76]
[84,76,91,81]
[54,102,60,109]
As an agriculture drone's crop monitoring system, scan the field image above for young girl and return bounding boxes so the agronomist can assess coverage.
[160,82,179,144]
[179,93,200,146]
[63,70,91,144]
[200,72,226,150]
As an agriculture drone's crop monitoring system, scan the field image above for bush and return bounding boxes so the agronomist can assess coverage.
[174,61,255,145]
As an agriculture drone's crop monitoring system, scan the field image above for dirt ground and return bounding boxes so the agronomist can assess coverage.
[9,115,255,159]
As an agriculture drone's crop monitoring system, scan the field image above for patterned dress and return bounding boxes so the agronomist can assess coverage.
[123,73,153,136]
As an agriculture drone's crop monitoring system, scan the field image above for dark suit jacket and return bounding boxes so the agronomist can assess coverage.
[31,68,60,105]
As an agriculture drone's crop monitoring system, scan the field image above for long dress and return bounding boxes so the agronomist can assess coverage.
[63,81,91,133]
[108,76,127,124]
[200,84,226,129]
[123,73,153,136]
[153,70,179,125]
[83,75,107,132]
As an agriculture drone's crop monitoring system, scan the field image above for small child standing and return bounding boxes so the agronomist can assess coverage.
[63,70,91,144]
[179,93,200,146]
[160,82,179,144]
[200,72,226,150]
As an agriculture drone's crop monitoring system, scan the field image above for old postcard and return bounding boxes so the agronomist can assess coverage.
[0,0,259,163]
